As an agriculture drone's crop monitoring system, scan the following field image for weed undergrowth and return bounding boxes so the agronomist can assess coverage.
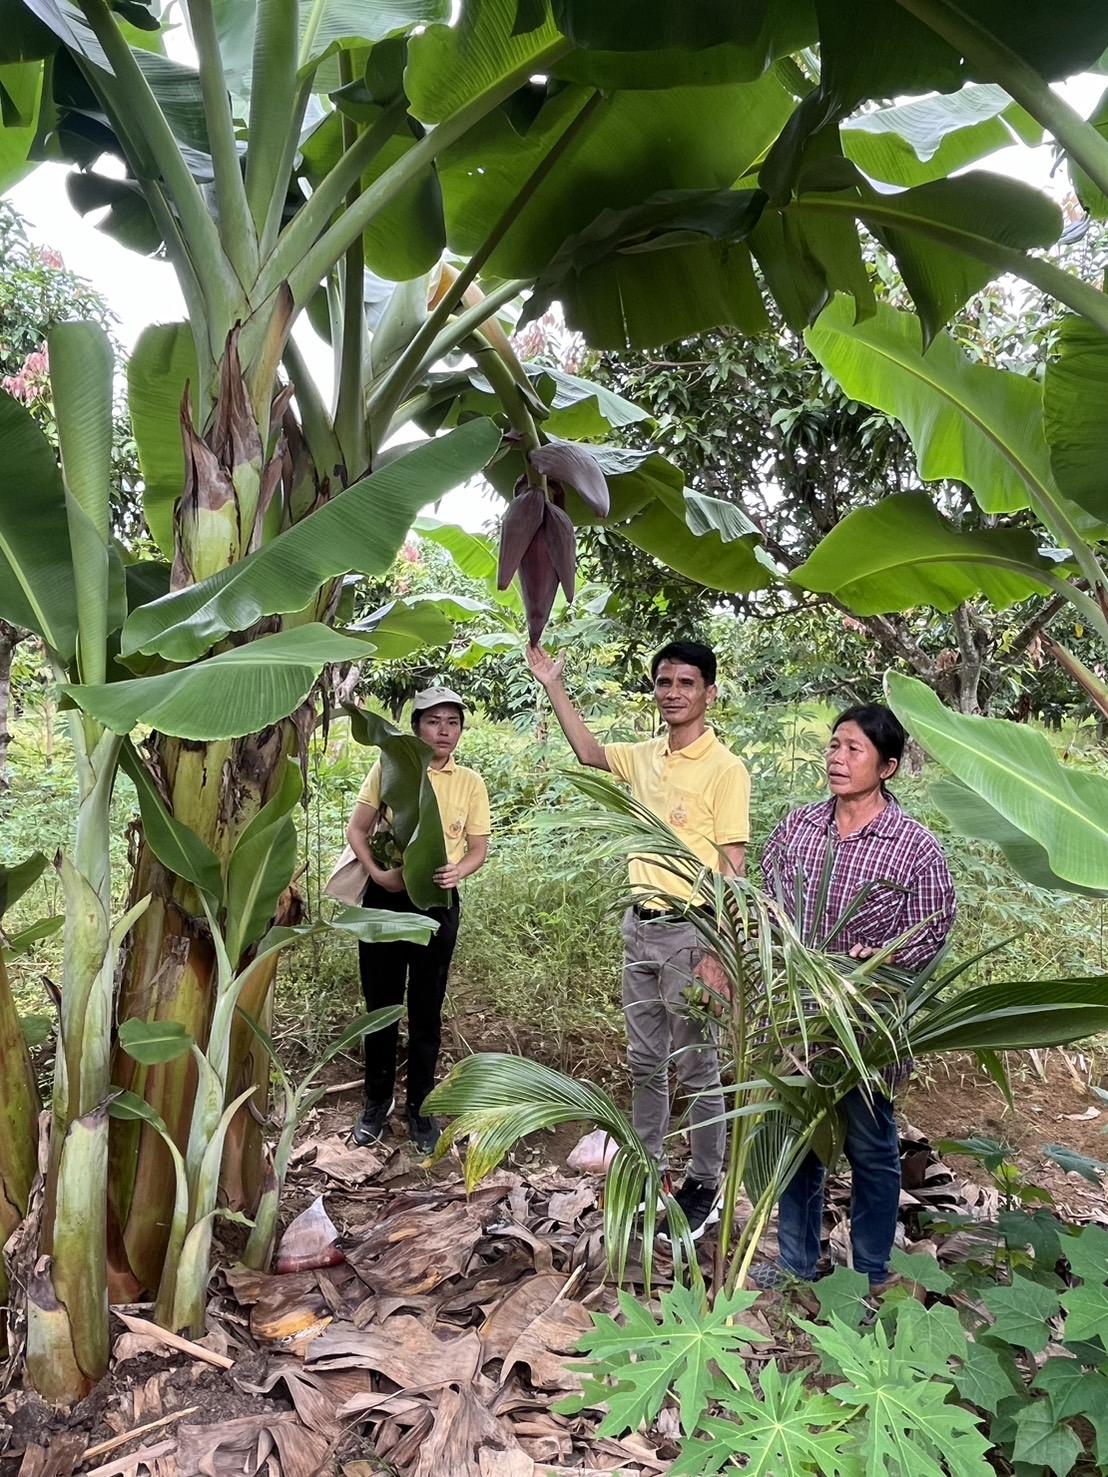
[565,1218,1108,1475]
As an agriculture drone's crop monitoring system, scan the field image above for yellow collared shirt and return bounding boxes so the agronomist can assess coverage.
[603,727,750,905]
[357,756,491,865]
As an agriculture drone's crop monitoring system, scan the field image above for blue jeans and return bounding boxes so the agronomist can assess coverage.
[777,1087,900,1284]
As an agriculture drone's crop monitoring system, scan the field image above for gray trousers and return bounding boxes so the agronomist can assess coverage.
[620,908,726,1185]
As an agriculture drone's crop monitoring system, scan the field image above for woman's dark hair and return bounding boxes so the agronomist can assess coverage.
[650,640,717,685]
[832,703,907,781]
[411,703,464,734]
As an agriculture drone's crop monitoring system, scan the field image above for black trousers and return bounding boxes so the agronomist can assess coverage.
[359,877,460,1115]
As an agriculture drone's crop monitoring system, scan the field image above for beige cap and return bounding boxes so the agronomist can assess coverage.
[411,685,466,716]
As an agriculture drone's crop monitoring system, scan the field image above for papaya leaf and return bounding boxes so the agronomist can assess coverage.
[889,1247,953,1295]
[981,1276,1061,1352]
[570,1284,764,1438]
[670,1362,853,1477]
[808,1315,993,1476]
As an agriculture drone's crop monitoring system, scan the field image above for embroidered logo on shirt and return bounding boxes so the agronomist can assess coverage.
[447,816,464,838]
[669,801,689,829]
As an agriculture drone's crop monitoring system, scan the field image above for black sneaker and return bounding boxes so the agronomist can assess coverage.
[747,1260,799,1291]
[408,1111,441,1156]
[659,1177,720,1244]
[351,1096,393,1146]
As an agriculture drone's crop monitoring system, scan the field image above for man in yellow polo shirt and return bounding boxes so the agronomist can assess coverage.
[527,640,749,1239]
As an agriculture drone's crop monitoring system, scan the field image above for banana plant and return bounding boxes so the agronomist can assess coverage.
[429,777,1108,1297]
[0,853,58,1335]
[235,1003,405,1273]
[110,918,421,1333]
[0,323,478,1393]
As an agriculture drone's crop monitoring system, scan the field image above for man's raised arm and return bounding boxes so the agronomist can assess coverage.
[526,645,610,771]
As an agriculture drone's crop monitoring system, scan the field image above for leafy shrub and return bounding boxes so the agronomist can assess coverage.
[567,1226,1108,1475]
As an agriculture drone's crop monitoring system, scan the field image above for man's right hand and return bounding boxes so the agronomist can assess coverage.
[526,644,565,689]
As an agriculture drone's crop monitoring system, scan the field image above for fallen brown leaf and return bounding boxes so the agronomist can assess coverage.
[14,1433,85,1477]
[293,1137,383,1188]
[307,1315,481,1389]
[500,1298,594,1390]
[225,1266,331,1343]
[346,1199,484,1294]
[479,1273,566,1363]
[177,1411,328,1477]
[483,1223,556,1275]
[409,1383,535,1477]
[240,1359,374,1437]
[545,1185,597,1226]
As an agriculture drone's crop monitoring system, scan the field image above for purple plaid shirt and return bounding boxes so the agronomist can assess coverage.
[759,796,956,970]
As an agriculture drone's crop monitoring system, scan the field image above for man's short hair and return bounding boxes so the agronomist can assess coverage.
[650,640,717,686]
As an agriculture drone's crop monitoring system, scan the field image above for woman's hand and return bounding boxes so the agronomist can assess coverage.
[375,867,406,893]
[434,862,461,890]
[848,943,876,961]
[692,953,732,1014]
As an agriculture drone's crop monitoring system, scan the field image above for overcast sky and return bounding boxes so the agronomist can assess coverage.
[4,74,1104,532]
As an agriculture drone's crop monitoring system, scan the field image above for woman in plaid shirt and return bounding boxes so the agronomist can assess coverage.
[754,704,956,1295]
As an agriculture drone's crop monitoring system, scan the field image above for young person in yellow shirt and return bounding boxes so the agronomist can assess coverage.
[527,640,749,1239]
[345,687,490,1153]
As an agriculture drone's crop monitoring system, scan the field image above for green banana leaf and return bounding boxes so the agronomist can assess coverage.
[816,0,1108,109]
[1043,315,1108,523]
[792,491,1065,615]
[799,170,1060,350]
[344,704,448,911]
[65,625,376,742]
[120,419,501,663]
[841,85,1040,188]
[804,298,1054,516]
[436,71,794,285]
[405,0,560,124]
[621,490,772,595]
[0,852,48,918]
[118,739,222,902]
[50,322,114,687]
[127,323,199,561]
[224,759,303,962]
[0,389,77,660]
[887,671,1108,892]
[931,778,1108,900]
[298,0,450,71]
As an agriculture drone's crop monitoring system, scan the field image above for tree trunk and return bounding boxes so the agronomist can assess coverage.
[108,723,297,1294]
[950,602,988,715]
[0,950,41,1332]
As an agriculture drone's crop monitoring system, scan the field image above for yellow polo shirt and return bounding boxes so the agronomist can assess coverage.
[603,728,750,906]
[357,757,491,865]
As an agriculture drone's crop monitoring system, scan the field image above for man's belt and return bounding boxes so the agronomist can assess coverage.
[631,901,713,923]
